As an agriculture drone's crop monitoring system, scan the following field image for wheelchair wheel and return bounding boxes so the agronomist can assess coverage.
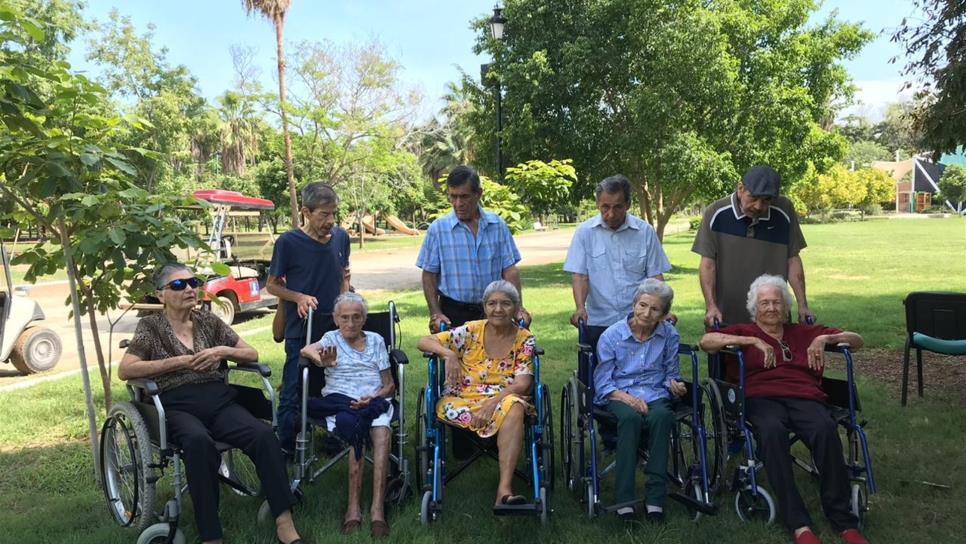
[100,401,157,531]
[539,486,549,525]
[415,388,429,491]
[419,490,436,525]
[734,485,776,524]
[560,382,576,491]
[136,523,185,544]
[703,380,728,492]
[540,384,555,491]
[220,449,261,497]
[585,482,596,519]
[851,482,868,528]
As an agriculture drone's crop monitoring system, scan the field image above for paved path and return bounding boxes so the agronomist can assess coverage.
[2,222,689,390]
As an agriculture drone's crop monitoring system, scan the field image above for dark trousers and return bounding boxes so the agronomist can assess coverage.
[161,382,295,541]
[746,397,858,532]
[278,314,337,449]
[606,398,674,507]
[439,294,485,328]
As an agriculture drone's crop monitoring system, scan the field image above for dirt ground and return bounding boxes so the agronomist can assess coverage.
[851,347,966,406]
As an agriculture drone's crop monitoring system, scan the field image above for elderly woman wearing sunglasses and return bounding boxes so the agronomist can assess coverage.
[118,263,305,544]
[699,274,866,544]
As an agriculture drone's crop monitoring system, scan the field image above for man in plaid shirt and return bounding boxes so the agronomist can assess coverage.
[416,165,530,333]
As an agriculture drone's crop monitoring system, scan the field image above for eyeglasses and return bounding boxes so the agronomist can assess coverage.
[161,277,202,291]
[779,340,792,362]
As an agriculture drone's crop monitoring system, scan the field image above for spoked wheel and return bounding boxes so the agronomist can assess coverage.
[136,523,185,544]
[415,388,429,492]
[851,482,868,528]
[735,486,776,524]
[540,384,555,491]
[220,449,261,497]
[100,401,156,531]
[560,383,575,491]
[702,381,728,492]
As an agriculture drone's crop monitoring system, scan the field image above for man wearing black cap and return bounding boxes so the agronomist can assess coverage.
[692,165,813,326]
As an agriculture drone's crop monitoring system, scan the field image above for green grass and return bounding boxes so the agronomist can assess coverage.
[0,217,964,543]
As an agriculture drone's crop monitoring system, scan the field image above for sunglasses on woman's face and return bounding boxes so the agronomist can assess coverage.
[162,277,202,291]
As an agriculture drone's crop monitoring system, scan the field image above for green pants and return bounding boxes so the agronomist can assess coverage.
[606,398,674,507]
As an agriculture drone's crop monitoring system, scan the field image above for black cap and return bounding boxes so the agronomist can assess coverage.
[741,165,781,198]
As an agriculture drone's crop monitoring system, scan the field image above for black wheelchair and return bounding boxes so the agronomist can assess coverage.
[290,303,413,507]
[705,342,877,526]
[415,323,554,525]
[99,348,276,544]
[559,321,721,520]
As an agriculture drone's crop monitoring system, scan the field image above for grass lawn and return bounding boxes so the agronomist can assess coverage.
[0,217,964,544]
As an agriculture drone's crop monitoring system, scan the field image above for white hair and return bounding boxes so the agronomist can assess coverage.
[632,278,674,314]
[482,280,520,307]
[746,274,793,322]
[333,292,368,320]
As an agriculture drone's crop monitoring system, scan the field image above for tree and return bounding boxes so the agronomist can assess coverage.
[87,10,207,192]
[844,140,893,167]
[939,164,966,206]
[855,167,896,208]
[470,0,870,240]
[504,158,576,223]
[793,164,867,213]
[242,0,299,227]
[0,2,204,478]
[893,1,966,157]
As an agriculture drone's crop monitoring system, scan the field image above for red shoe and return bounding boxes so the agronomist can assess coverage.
[839,529,869,544]
[794,529,822,544]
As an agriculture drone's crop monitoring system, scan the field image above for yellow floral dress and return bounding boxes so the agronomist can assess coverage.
[434,320,536,437]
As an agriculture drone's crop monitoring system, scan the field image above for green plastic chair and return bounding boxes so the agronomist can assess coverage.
[901,292,966,406]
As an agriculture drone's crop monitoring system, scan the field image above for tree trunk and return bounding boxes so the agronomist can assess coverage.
[80,281,112,412]
[274,14,299,228]
[357,210,366,249]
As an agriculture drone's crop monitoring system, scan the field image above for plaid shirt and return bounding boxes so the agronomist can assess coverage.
[415,208,521,304]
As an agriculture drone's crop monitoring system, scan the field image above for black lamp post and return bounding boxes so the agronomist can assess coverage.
[488,4,506,179]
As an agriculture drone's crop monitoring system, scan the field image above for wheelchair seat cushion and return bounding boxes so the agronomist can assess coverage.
[912,332,966,355]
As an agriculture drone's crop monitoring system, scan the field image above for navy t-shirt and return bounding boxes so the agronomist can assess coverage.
[269,227,350,339]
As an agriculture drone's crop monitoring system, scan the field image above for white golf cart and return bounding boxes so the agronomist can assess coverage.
[0,241,63,374]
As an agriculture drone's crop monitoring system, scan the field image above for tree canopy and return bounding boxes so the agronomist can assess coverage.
[469,0,871,238]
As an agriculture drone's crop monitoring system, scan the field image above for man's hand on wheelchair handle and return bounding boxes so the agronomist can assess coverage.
[429,313,451,334]
[294,293,318,318]
[570,308,589,327]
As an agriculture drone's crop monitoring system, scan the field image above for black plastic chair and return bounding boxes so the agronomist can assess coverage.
[901,292,966,406]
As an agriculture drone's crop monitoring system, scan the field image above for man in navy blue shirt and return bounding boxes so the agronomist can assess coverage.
[268,182,350,451]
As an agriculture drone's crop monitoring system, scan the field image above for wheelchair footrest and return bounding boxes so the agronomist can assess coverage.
[492,503,542,516]
[669,492,718,515]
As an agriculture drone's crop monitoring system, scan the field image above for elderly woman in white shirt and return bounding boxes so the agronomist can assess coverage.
[300,293,394,538]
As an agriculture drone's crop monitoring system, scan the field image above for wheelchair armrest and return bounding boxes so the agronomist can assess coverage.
[230,362,272,377]
[127,378,160,397]
[535,346,545,356]
[119,339,130,349]
[577,342,593,354]
[390,349,409,365]
[824,343,852,353]
[421,351,435,359]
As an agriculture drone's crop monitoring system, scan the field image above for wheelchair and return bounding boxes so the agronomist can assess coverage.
[704,341,877,526]
[559,321,721,520]
[290,303,413,508]
[99,347,276,544]
[415,322,554,525]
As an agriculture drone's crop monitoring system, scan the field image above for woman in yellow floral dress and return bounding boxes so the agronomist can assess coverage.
[416,280,536,506]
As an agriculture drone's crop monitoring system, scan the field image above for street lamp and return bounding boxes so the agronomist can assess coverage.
[488,3,506,179]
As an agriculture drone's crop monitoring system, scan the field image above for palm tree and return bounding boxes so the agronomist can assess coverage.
[241,0,299,227]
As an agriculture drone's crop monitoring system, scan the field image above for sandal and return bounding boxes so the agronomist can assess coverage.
[340,519,361,535]
[370,519,390,539]
[499,494,527,506]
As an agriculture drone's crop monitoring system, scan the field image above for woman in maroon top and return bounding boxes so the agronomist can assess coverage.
[699,274,868,544]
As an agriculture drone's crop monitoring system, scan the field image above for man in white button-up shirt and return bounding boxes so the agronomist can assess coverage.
[563,175,672,348]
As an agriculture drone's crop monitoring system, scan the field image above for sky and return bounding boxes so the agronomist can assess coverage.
[67,0,924,122]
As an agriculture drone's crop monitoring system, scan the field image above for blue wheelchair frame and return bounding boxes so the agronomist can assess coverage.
[707,342,877,524]
[561,321,718,519]
[417,322,552,525]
